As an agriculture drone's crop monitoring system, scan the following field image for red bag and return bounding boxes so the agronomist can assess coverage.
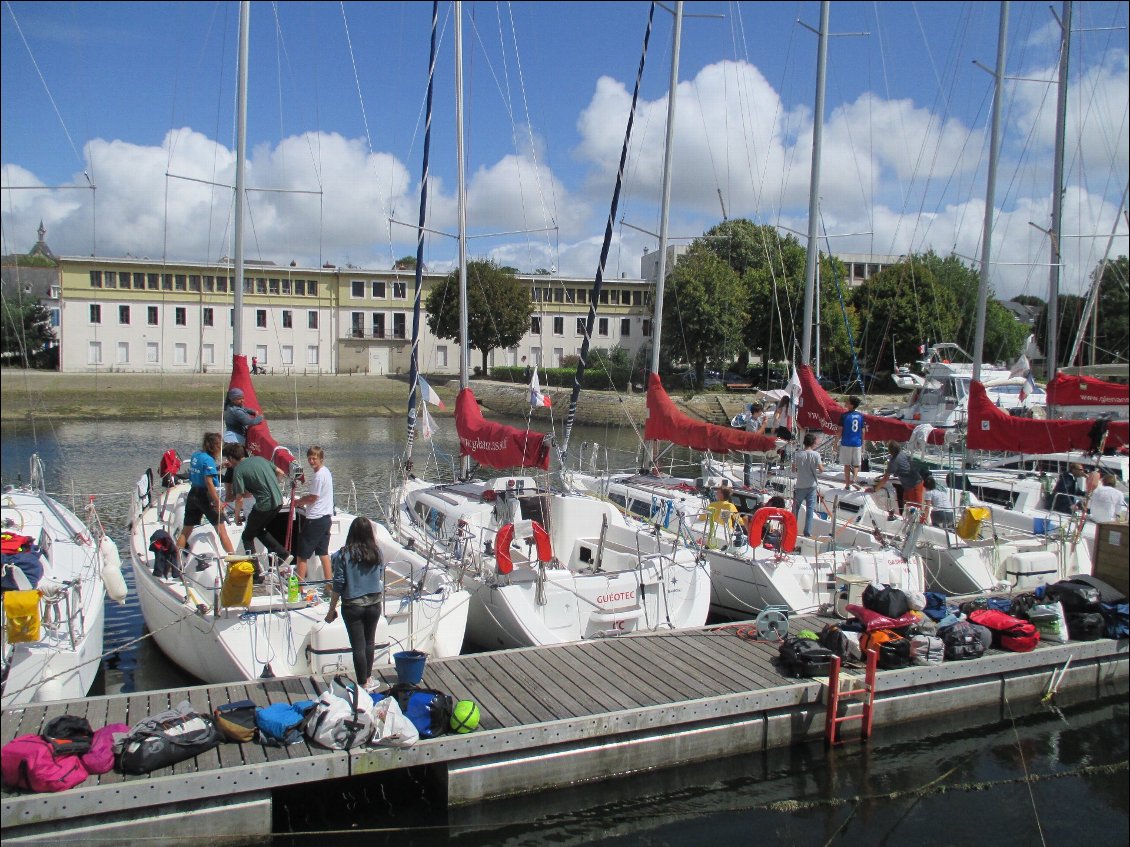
[81,724,130,775]
[0,532,35,555]
[1,735,89,793]
[158,449,182,487]
[845,604,921,632]
[968,608,1040,652]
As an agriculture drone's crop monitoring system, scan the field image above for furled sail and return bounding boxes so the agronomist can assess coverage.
[1045,373,1129,408]
[644,373,777,453]
[455,387,550,470]
[967,380,1128,453]
[227,354,299,476]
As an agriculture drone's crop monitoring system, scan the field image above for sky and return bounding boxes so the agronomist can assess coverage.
[2,1,1128,302]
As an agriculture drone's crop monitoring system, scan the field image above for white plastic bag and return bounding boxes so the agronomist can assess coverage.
[303,675,376,750]
[1028,601,1070,644]
[370,696,419,748]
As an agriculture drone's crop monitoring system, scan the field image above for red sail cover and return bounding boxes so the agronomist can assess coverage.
[1046,373,1129,407]
[228,355,298,477]
[795,365,946,445]
[455,387,550,470]
[644,373,777,453]
[967,380,1129,453]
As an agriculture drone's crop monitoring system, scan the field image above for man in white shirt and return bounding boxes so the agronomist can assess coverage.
[791,432,825,537]
[295,446,335,583]
[1088,474,1126,524]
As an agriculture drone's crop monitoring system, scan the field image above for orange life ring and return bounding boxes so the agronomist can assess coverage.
[745,507,798,553]
[495,520,554,575]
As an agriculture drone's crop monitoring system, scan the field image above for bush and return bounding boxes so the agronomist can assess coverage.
[491,365,631,392]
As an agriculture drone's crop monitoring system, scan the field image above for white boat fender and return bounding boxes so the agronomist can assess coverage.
[99,535,129,604]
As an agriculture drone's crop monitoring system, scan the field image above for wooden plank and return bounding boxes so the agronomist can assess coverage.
[490,650,585,721]
[614,638,731,699]
[527,646,634,714]
[557,640,664,709]
[455,654,545,725]
[426,661,510,732]
[664,631,780,690]
[572,641,674,706]
[592,638,704,701]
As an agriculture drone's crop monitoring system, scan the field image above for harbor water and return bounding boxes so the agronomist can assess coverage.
[2,415,1127,845]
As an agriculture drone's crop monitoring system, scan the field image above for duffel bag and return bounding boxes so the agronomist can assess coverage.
[384,683,456,739]
[939,621,986,660]
[214,700,259,744]
[1,735,88,792]
[859,629,912,670]
[118,701,223,775]
[910,634,944,666]
[1045,580,1102,614]
[1065,611,1105,642]
[968,609,1040,652]
[862,584,911,619]
[818,623,853,660]
[41,715,94,758]
[1009,592,1041,620]
[256,701,315,746]
[1100,602,1129,640]
[777,637,836,678]
[303,676,375,750]
[81,724,129,776]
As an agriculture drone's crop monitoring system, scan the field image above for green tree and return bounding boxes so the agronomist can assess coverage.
[1079,256,1128,366]
[0,293,56,368]
[425,259,532,374]
[393,256,417,270]
[661,244,748,388]
[1034,293,1087,372]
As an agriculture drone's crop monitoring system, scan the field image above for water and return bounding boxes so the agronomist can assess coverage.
[3,416,1127,844]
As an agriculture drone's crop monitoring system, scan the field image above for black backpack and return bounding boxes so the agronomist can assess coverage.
[862,584,911,619]
[1045,580,1102,614]
[40,715,94,758]
[383,683,455,739]
[818,623,852,660]
[778,637,836,678]
[940,621,986,660]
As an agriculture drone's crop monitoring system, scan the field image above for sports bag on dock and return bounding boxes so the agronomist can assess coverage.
[777,637,836,678]
[303,676,376,750]
[967,609,1040,652]
[384,683,455,739]
[117,701,223,775]
[939,621,986,660]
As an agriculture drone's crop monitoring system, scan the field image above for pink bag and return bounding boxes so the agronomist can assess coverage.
[1,735,89,792]
[845,603,921,632]
[81,723,130,775]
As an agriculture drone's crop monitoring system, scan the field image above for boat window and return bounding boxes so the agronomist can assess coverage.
[973,485,1018,509]
[609,492,627,508]
[628,498,652,519]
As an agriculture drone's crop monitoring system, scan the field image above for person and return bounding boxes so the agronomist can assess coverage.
[839,395,865,489]
[251,356,263,375]
[1088,474,1126,524]
[176,432,235,556]
[223,387,264,445]
[226,443,290,577]
[324,517,385,692]
[921,475,954,529]
[742,402,766,486]
[870,440,924,517]
[294,446,334,585]
[748,495,789,547]
[770,396,794,441]
[705,480,739,546]
[791,432,825,537]
[1085,466,1102,496]
[1051,463,1087,514]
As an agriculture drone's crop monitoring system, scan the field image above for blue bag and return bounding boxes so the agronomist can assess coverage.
[1101,602,1129,640]
[255,700,315,746]
[382,684,454,739]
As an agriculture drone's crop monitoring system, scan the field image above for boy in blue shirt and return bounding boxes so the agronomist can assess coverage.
[177,432,235,556]
[839,395,865,489]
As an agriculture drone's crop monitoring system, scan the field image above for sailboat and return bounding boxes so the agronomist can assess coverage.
[393,2,710,650]
[125,2,468,684]
[2,454,126,708]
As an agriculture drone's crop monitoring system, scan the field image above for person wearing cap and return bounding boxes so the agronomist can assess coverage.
[223,387,264,445]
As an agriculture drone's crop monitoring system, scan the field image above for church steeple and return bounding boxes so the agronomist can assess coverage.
[29,222,56,261]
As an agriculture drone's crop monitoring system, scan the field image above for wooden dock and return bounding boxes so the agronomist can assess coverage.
[3,615,1127,846]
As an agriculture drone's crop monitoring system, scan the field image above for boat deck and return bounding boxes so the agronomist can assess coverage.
[3,614,1127,846]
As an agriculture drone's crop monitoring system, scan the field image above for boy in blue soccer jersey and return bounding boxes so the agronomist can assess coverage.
[839,395,865,490]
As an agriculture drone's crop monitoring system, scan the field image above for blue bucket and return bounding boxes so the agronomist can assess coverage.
[393,650,427,686]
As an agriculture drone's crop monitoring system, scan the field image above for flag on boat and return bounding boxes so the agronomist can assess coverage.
[786,367,802,407]
[1020,371,1037,402]
[1009,353,1031,380]
[421,405,438,441]
[917,343,926,354]
[529,369,552,408]
[417,376,446,409]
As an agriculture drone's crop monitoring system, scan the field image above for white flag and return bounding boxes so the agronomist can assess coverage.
[421,405,438,440]
[417,376,446,409]
[786,367,802,406]
[529,369,552,407]
[1008,353,1030,380]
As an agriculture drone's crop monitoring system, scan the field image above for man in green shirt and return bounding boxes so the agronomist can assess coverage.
[224,443,291,576]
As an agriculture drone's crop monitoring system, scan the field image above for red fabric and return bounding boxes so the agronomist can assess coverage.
[455,388,550,470]
[967,608,1039,652]
[1046,373,1129,407]
[228,355,298,477]
[845,604,922,632]
[795,365,947,444]
[643,373,777,453]
[0,533,34,555]
[966,381,1129,452]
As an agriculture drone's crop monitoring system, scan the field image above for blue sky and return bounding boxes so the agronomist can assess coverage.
[2,1,1127,300]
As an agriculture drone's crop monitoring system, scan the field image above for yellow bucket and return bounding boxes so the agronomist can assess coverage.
[4,590,41,643]
[956,506,991,541]
[221,560,255,607]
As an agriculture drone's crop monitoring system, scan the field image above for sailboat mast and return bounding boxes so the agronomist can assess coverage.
[646,1,683,378]
[1066,182,1128,367]
[972,2,1008,383]
[800,1,828,367]
[1046,0,1072,380]
[232,0,250,357]
[455,1,470,477]
[405,0,440,463]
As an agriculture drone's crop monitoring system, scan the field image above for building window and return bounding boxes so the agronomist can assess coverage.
[173,343,187,365]
[147,273,159,290]
[643,319,652,337]
[372,281,386,298]
[309,281,318,296]
[174,274,187,291]
[148,306,159,326]
[175,307,187,326]
[576,289,587,304]
[553,347,564,364]
[117,342,129,364]
[268,278,280,295]
[282,310,292,329]
[133,273,146,289]
[281,345,294,366]
[146,342,159,364]
[553,316,564,335]
[203,275,215,292]
[599,290,609,305]
[104,271,117,289]
[88,341,102,364]
[189,275,202,292]
[307,345,319,365]
[203,344,215,365]
[255,345,267,365]
[203,307,214,327]
[216,275,228,293]
[50,308,59,327]
[598,317,608,336]
[372,313,385,338]
[621,290,631,305]
[531,316,541,334]
[255,278,267,295]
[89,271,102,288]
[352,280,365,298]
[351,313,364,337]
[308,310,318,329]
[118,305,130,324]
[620,318,630,336]
[281,279,291,295]
[256,309,267,328]
[393,313,406,339]
[633,291,642,306]
[554,288,565,303]
[89,304,101,324]
[531,346,542,366]
[437,346,448,368]
[576,318,587,336]
[393,282,406,299]
[295,279,306,296]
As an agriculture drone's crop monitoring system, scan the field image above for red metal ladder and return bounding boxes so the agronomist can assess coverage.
[824,648,878,746]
